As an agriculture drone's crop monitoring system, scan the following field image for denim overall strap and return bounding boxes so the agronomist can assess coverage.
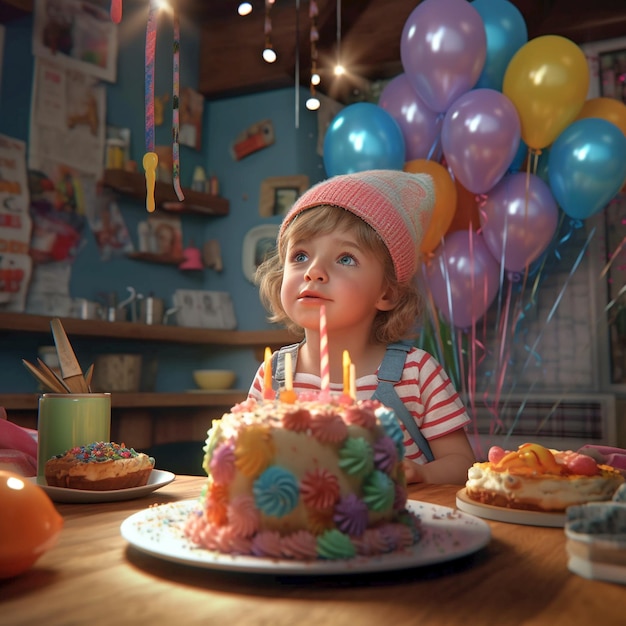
[372,342,434,462]
[271,342,301,391]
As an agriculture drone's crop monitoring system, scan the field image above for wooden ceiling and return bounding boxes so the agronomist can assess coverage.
[189,0,626,102]
[2,0,626,102]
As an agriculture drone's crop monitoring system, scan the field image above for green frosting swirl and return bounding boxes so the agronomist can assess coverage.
[362,470,395,512]
[338,437,374,477]
[316,529,356,560]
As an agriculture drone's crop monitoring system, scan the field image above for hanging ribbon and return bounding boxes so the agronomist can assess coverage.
[110,0,122,24]
[172,9,184,201]
[143,0,158,213]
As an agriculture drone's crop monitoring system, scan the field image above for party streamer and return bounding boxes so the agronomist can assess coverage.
[110,0,122,24]
[144,0,158,213]
[172,10,184,202]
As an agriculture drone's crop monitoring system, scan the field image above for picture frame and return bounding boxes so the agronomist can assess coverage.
[259,175,309,217]
[241,224,280,283]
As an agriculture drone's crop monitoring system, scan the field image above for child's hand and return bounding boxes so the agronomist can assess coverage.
[403,459,425,484]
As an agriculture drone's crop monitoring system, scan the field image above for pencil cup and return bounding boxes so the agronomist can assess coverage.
[37,393,111,479]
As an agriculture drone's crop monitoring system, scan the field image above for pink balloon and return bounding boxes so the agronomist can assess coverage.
[400,0,487,113]
[441,89,521,194]
[480,172,558,272]
[378,74,443,161]
[424,230,500,330]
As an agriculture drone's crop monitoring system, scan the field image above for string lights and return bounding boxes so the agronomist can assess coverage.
[306,0,320,110]
[263,0,277,63]
[237,2,252,16]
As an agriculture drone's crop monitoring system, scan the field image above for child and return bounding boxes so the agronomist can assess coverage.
[249,170,475,484]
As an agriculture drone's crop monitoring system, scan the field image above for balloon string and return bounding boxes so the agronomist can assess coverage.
[172,10,184,202]
[599,235,625,280]
[504,225,597,438]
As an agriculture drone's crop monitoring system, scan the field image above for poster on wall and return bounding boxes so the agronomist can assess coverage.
[32,0,118,82]
[0,135,32,312]
[29,57,106,177]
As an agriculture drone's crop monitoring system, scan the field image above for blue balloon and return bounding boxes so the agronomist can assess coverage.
[472,0,528,91]
[323,103,406,176]
[509,138,527,172]
[548,118,626,220]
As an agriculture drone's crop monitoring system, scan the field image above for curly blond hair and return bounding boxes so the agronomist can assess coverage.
[256,205,423,344]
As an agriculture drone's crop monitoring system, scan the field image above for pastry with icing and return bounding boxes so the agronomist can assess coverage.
[465,443,624,512]
[44,442,154,490]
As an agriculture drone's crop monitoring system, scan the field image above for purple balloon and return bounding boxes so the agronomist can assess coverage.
[400,0,487,113]
[378,74,443,161]
[480,172,558,272]
[424,230,500,330]
[441,89,521,194]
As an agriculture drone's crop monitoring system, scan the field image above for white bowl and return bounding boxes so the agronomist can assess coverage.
[192,369,236,390]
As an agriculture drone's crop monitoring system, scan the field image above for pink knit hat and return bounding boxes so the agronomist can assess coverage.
[279,170,435,282]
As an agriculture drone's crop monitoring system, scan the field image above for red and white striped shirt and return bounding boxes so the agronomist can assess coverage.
[248,346,470,464]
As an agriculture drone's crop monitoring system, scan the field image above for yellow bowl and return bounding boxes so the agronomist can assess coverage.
[192,369,236,390]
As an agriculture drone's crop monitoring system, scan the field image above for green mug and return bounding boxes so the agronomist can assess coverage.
[37,393,111,479]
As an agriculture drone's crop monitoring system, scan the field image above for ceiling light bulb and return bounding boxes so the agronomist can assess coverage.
[311,73,321,86]
[263,47,277,63]
[238,2,252,16]
[306,97,320,111]
[334,64,345,77]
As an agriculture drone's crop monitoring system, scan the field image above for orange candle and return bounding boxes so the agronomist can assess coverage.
[342,350,351,395]
[262,346,274,400]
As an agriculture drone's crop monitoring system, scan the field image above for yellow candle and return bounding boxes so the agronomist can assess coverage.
[285,352,293,390]
[349,363,356,400]
[279,351,297,403]
[342,350,351,395]
[262,346,274,400]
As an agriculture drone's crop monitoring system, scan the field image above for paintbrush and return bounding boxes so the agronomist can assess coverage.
[22,359,68,394]
[50,318,90,393]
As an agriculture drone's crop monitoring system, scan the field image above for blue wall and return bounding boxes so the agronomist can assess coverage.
[0,5,324,393]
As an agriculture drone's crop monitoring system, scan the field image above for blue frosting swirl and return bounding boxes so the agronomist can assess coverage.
[253,466,299,517]
[376,407,405,459]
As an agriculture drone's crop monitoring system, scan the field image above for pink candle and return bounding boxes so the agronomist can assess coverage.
[319,304,330,396]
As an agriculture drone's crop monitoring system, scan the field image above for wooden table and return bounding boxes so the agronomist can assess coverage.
[2,477,624,625]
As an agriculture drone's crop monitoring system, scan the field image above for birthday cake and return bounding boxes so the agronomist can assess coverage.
[183,395,422,560]
[465,443,625,513]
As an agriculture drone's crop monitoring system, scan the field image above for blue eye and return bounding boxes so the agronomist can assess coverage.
[293,251,308,263]
[338,254,356,266]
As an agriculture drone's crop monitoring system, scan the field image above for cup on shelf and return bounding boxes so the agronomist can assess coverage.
[37,393,111,479]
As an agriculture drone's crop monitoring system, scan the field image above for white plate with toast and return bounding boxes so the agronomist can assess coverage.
[28,469,175,503]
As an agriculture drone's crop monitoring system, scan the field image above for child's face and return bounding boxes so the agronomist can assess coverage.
[280,224,395,334]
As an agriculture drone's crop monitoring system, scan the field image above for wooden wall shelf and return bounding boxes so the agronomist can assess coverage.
[0,391,248,411]
[102,169,229,216]
[0,312,298,346]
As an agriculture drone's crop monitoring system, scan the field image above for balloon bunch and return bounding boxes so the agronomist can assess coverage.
[322,0,626,332]
[321,0,626,439]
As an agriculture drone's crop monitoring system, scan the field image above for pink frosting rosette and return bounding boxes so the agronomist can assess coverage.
[227,495,260,538]
[300,467,340,510]
[209,442,236,485]
[280,530,318,559]
[251,530,284,558]
[281,407,311,432]
[310,408,348,444]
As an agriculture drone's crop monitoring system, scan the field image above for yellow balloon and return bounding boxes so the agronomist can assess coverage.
[576,97,626,138]
[404,159,457,254]
[503,35,589,150]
